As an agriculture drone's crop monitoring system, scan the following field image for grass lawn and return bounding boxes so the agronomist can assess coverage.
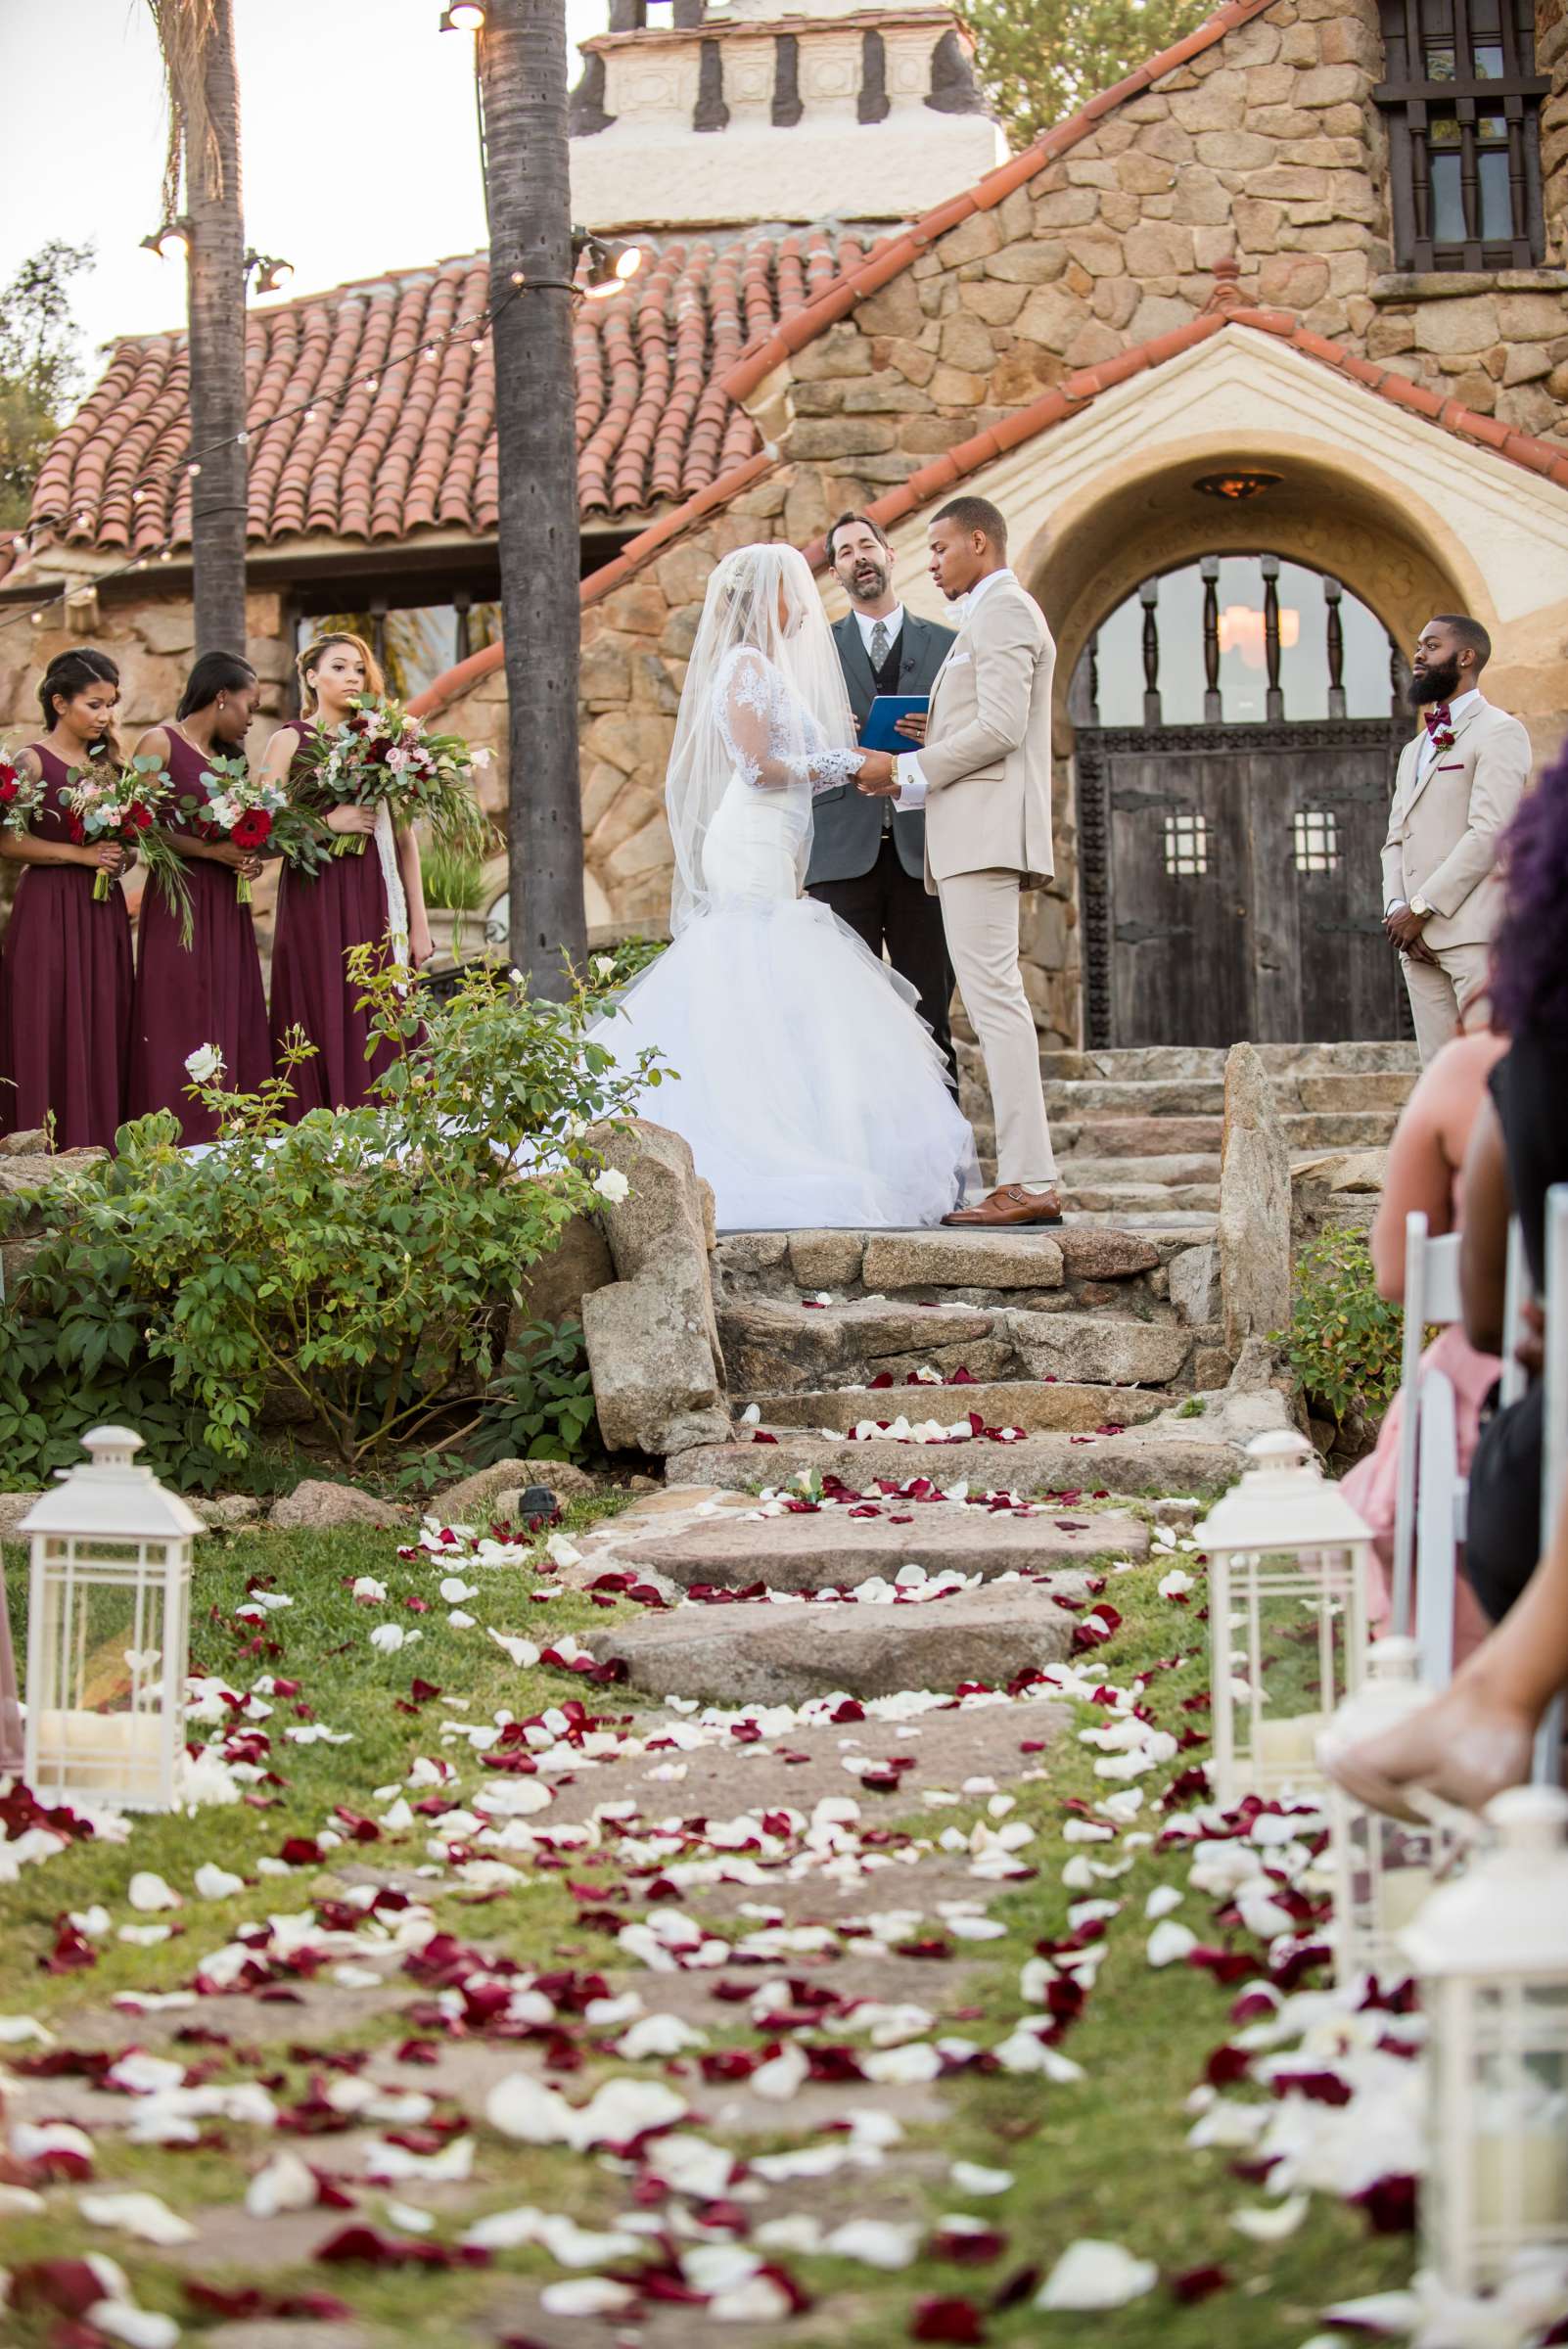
[0,1496,1412,2346]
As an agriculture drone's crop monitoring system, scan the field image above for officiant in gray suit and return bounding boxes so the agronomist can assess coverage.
[806,512,958,1074]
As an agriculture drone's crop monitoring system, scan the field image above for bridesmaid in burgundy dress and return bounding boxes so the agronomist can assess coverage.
[263,630,433,1116]
[0,648,134,1150]
[128,652,272,1142]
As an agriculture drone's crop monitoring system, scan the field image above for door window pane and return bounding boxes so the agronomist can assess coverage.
[1479,146,1512,239]
[1430,149,1466,240]
[1164,811,1209,876]
[1293,809,1340,873]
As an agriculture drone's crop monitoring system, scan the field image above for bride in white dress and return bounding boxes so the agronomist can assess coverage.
[597,542,978,1230]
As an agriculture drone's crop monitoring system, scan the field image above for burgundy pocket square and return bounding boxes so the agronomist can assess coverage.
[1435,761,1464,771]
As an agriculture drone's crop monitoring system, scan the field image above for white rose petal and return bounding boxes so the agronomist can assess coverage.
[0,2015,53,2045]
[1144,1885,1183,1920]
[1146,1919,1199,1968]
[949,2160,1013,2195]
[1036,2238,1159,2311]
[126,1870,180,1913]
[1231,2193,1311,2241]
[79,2190,196,2246]
[193,1863,245,1901]
[370,1623,416,1654]
[824,2218,920,2270]
[750,2041,809,2101]
[540,2278,636,2316]
[352,1576,387,1602]
[85,2309,179,2349]
[246,2149,318,2218]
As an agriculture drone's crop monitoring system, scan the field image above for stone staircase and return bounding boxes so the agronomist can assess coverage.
[961,1036,1420,1214]
[667,1215,1291,1505]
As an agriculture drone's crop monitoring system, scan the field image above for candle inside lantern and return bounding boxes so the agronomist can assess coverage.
[1474,2130,1568,2232]
[1377,1864,1435,1937]
[1253,1711,1327,1772]
[32,1709,166,1797]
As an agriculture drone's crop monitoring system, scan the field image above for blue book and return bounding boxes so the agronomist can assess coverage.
[860,694,929,753]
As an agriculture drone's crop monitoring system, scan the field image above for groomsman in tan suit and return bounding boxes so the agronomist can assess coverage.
[855,496,1059,1226]
[1381,614,1531,1063]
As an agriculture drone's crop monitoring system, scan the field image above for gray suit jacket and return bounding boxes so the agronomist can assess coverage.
[806,607,956,887]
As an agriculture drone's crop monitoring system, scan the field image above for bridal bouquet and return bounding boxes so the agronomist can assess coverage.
[299,694,488,862]
[67,754,189,925]
[171,751,289,907]
[0,747,44,836]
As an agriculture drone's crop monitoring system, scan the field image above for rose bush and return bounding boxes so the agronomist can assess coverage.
[1,956,664,1474]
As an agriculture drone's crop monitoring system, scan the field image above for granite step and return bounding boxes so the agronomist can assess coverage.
[581,1574,1089,1705]
[669,1408,1276,1500]
[714,1223,1167,1301]
[1027,1040,1420,1082]
[608,1496,1150,1590]
[718,1297,1194,1394]
[745,1377,1169,1436]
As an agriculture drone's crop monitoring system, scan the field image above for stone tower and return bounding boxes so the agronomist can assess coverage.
[568,0,1007,230]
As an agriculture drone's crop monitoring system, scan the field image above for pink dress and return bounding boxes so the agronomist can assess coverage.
[0,744,133,1150]
[128,728,272,1143]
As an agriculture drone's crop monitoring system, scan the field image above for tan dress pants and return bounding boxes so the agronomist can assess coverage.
[937,866,1056,1185]
[1401,939,1491,1065]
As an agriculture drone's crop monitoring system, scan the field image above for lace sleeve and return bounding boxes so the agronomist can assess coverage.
[718,650,862,796]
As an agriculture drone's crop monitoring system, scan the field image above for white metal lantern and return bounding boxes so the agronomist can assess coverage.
[20,1426,204,1811]
[1318,1635,1464,1989]
[1401,1785,1568,2293]
[1195,1430,1372,1805]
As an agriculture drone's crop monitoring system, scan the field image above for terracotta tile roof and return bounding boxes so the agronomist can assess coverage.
[407,446,782,722]
[721,0,1280,402]
[28,227,872,557]
[799,297,1568,565]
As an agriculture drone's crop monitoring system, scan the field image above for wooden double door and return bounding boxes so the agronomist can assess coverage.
[1076,718,1408,1049]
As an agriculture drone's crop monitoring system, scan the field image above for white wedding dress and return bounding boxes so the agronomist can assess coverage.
[597,634,978,1230]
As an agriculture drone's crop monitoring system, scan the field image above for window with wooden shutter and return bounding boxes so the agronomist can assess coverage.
[1374,0,1547,270]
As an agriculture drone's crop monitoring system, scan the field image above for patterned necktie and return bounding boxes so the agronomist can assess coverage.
[870,619,890,673]
[1424,702,1452,734]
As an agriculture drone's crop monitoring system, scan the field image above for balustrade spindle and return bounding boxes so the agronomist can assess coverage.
[1324,576,1347,718]
[1262,553,1284,721]
[1201,555,1222,721]
[1140,577,1161,727]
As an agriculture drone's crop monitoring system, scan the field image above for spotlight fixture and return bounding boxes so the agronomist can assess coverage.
[140,217,191,258]
[1193,470,1282,502]
[245,252,294,296]
[573,231,644,301]
[439,1,486,28]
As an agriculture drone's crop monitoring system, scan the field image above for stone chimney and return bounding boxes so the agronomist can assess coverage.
[569,0,1007,230]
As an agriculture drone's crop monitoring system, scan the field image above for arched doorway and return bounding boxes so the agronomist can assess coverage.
[1071,552,1411,1049]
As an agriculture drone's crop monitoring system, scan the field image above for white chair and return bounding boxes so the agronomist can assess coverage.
[1391,1214,1467,1685]
[1533,1185,1568,1786]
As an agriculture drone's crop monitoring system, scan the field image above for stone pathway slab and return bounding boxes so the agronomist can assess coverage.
[580,1579,1085,1704]
[607,1497,1147,1590]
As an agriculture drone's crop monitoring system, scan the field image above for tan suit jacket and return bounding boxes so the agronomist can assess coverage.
[917,574,1055,893]
[1380,696,1532,950]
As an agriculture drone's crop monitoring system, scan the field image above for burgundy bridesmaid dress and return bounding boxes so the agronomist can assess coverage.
[267,719,400,1116]
[128,728,272,1144]
[0,743,133,1151]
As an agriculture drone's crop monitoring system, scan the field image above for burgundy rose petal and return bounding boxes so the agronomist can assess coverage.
[910,2295,987,2342]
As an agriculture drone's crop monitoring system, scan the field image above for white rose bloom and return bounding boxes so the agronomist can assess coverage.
[592,1168,630,1204]
[183,1043,222,1083]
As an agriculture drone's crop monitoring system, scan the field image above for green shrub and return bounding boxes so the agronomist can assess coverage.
[1,956,664,1475]
[1275,1226,1406,1433]
[472,1317,598,1466]
[587,935,669,992]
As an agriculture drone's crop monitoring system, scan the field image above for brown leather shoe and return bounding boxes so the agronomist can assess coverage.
[942,1183,1064,1228]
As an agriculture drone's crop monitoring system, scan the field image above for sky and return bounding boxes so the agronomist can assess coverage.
[0,0,609,378]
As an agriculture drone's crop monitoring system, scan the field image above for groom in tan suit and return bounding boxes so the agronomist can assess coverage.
[1380,613,1531,1063]
[856,496,1059,1226]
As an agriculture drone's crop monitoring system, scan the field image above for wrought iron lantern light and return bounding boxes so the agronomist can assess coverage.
[1401,1785,1568,2293]
[1195,1430,1372,1804]
[21,1427,204,1812]
[1318,1635,1463,1989]
[439,2,486,28]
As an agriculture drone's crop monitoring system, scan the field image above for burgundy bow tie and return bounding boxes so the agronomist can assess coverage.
[1424,703,1453,733]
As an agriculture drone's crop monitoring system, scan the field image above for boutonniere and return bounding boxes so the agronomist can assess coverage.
[1428,722,1455,751]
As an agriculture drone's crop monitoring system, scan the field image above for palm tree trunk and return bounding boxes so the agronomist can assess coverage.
[151,0,249,654]
[476,0,586,997]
